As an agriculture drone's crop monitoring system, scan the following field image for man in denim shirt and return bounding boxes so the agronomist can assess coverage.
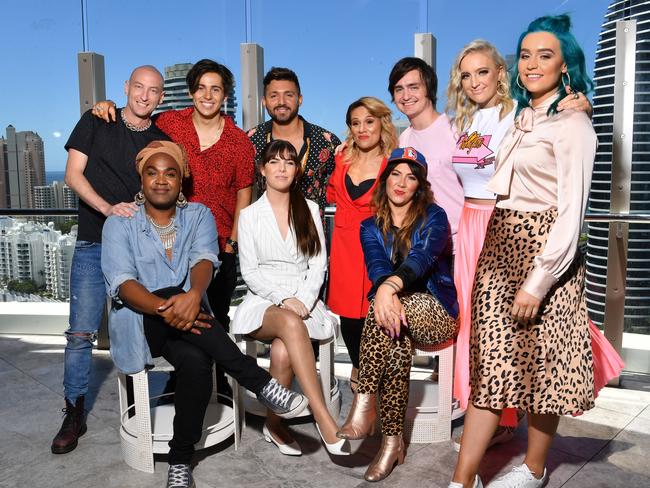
[102,141,306,488]
[52,66,169,454]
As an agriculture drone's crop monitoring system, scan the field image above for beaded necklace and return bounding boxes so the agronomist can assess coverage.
[147,214,176,250]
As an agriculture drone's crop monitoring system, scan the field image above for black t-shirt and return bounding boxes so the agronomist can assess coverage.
[65,109,169,242]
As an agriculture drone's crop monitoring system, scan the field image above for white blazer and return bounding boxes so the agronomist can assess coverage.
[231,193,336,340]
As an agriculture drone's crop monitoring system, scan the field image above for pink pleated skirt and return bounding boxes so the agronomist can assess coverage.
[453,201,494,410]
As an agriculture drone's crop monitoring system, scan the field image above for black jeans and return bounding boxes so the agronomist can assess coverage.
[143,287,271,465]
[207,251,238,330]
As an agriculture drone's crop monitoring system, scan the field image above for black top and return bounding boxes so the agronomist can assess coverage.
[391,226,429,294]
[65,109,169,242]
[345,173,375,201]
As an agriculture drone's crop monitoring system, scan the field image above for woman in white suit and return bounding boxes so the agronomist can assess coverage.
[232,139,347,457]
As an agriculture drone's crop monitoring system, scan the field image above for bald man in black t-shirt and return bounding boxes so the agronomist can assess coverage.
[51,65,169,455]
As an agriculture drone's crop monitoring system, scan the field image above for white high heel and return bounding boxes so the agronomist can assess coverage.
[316,424,350,456]
[262,423,301,456]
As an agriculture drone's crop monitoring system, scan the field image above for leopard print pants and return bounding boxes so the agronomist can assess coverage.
[357,292,458,435]
[470,207,594,415]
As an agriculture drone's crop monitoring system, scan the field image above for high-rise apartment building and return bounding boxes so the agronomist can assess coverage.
[0,220,46,287]
[155,63,238,123]
[0,217,75,300]
[586,0,650,334]
[43,229,76,300]
[33,181,78,223]
[2,125,46,209]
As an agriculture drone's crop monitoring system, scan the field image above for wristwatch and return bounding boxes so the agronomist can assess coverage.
[226,238,238,253]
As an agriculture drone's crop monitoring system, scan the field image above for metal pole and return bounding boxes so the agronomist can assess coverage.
[602,20,636,384]
[77,52,106,116]
[414,33,436,73]
[240,43,265,131]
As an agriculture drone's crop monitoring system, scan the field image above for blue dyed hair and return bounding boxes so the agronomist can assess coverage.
[511,14,594,116]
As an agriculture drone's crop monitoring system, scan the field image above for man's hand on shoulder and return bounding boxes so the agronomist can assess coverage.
[104,201,138,218]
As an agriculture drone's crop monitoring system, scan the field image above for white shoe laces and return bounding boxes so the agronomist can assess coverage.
[262,379,293,409]
[167,464,192,488]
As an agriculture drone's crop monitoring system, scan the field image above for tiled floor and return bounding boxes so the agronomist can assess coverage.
[1,334,649,488]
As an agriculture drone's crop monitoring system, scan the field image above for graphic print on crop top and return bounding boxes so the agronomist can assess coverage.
[452,131,494,169]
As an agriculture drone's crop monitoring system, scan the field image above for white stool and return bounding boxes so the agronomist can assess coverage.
[235,332,342,420]
[403,339,455,443]
[117,358,241,473]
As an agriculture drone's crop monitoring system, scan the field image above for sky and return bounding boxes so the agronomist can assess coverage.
[0,0,610,172]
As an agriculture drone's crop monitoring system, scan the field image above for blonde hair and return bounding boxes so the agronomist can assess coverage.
[343,97,397,162]
[446,40,514,134]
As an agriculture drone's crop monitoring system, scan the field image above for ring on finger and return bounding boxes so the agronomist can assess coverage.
[573,92,579,100]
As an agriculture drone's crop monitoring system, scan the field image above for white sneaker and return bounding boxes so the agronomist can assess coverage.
[448,475,484,488]
[487,464,547,488]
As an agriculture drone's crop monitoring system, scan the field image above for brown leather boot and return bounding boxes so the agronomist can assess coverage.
[336,393,377,440]
[364,434,405,482]
[51,396,87,454]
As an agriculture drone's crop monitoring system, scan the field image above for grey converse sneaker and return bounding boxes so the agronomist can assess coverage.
[167,464,195,488]
[487,464,547,488]
[257,378,308,419]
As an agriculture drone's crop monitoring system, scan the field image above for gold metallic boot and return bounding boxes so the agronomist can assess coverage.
[364,434,405,482]
[336,393,377,440]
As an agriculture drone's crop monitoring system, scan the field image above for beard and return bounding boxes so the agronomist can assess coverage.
[268,105,299,125]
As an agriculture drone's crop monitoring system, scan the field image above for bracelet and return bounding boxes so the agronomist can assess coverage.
[226,238,238,253]
[381,280,400,292]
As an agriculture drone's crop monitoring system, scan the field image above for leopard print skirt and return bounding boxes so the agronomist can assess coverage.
[469,207,594,416]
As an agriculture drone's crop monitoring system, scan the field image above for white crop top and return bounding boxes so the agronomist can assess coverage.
[451,104,515,199]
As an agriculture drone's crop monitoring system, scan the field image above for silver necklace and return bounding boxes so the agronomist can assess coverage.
[147,214,176,250]
[121,109,152,132]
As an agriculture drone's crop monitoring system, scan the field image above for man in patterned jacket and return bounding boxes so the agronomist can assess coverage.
[247,67,340,223]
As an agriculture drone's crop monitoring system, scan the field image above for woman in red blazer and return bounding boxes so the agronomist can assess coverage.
[326,96,397,391]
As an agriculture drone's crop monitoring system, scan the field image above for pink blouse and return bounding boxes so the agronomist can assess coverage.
[486,94,597,301]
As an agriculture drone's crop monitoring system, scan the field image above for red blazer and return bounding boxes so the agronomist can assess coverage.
[326,154,387,318]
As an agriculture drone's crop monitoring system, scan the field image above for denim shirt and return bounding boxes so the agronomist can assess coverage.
[101,203,220,374]
[360,203,459,319]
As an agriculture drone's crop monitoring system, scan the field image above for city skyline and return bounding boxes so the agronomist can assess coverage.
[0,0,609,172]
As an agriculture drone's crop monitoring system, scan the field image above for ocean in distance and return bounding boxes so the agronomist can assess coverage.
[46,171,66,185]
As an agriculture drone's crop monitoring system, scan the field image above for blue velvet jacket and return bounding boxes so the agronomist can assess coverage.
[360,204,458,319]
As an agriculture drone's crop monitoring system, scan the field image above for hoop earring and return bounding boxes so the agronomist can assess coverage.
[135,191,145,206]
[176,191,188,208]
[516,74,525,90]
[562,71,572,91]
[496,79,507,97]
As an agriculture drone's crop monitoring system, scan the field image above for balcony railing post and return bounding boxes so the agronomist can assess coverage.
[602,20,636,384]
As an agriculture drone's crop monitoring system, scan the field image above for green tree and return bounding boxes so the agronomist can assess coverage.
[7,279,39,294]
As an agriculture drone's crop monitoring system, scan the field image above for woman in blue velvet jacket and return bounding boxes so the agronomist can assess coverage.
[337,147,459,482]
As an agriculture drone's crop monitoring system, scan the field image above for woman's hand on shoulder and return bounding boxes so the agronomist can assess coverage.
[557,86,592,117]
[280,297,309,319]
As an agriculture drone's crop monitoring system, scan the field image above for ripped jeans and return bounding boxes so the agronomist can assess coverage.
[63,240,106,403]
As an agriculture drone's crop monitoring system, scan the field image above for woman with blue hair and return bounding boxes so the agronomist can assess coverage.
[449,14,598,488]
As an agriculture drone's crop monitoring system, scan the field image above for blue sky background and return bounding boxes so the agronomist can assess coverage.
[1,0,610,171]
